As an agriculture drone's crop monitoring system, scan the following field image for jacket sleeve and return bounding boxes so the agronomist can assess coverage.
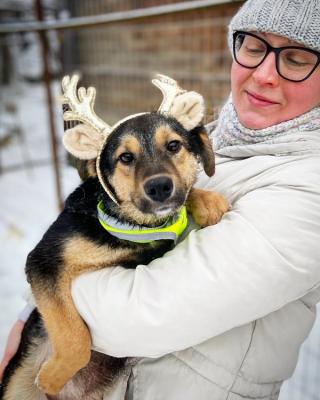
[72,178,320,358]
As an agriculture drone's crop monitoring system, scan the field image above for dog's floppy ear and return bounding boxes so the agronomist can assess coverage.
[190,126,215,177]
[63,124,104,160]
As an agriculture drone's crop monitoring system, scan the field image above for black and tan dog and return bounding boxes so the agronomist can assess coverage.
[1,75,228,400]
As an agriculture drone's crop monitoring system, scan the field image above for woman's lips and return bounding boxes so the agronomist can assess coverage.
[246,90,280,107]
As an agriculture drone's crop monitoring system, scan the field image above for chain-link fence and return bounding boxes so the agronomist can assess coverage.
[61,3,237,125]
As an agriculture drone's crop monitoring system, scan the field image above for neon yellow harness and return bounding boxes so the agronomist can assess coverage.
[97,201,188,243]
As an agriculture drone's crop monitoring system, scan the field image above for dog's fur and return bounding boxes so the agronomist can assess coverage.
[1,112,228,400]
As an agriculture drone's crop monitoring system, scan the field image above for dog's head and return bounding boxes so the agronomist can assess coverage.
[61,75,214,225]
[97,112,213,224]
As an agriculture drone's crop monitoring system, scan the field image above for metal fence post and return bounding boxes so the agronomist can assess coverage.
[35,0,63,210]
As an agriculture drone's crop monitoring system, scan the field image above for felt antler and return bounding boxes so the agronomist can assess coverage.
[61,75,111,136]
[152,74,187,114]
[152,74,205,130]
[60,75,112,160]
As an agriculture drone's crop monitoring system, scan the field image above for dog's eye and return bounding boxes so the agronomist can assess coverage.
[167,140,181,153]
[119,152,134,164]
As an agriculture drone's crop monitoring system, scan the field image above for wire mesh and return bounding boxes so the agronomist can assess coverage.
[61,4,239,125]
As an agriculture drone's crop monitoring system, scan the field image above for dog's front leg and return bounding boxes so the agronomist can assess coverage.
[187,188,229,227]
[34,287,91,395]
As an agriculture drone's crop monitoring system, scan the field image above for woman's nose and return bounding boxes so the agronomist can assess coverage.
[252,52,279,86]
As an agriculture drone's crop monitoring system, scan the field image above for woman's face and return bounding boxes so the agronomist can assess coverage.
[231,32,320,129]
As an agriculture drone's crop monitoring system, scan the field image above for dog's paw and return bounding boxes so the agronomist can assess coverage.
[35,361,66,395]
[187,188,229,227]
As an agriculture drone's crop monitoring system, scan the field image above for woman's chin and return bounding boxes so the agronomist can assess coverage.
[235,95,284,130]
[238,114,271,130]
[237,109,281,130]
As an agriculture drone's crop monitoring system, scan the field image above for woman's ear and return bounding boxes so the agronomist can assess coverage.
[63,124,105,160]
[189,126,215,177]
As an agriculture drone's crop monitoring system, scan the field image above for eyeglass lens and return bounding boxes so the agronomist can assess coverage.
[234,32,318,82]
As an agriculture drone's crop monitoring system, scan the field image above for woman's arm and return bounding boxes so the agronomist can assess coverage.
[0,296,35,381]
[0,320,25,381]
[72,180,320,358]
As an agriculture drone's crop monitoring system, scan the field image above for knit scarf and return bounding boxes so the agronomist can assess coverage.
[212,97,320,151]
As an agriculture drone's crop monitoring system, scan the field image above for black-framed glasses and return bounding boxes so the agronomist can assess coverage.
[233,31,320,82]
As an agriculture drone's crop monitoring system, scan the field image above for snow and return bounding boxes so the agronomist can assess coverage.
[0,80,80,356]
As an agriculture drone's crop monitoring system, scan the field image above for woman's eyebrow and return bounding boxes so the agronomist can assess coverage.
[258,32,305,47]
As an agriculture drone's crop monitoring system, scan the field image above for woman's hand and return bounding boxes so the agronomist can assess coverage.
[0,320,25,382]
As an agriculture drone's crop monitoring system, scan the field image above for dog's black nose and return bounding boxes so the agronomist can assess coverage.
[144,176,173,202]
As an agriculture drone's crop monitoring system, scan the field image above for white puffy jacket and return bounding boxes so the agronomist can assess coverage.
[72,126,320,400]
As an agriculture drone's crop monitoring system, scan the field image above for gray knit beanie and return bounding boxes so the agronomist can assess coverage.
[229,0,320,52]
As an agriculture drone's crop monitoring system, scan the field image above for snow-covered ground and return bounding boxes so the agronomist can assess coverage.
[0,80,80,355]
[0,79,319,399]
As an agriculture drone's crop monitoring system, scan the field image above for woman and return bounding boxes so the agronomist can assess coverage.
[2,0,320,398]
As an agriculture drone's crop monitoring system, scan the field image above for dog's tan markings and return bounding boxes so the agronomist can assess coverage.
[32,236,138,395]
[4,337,49,400]
[187,188,229,227]
[199,129,209,144]
[198,129,215,176]
[154,125,198,189]
[34,293,91,395]
[174,152,198,190]
[86,159,97,177]
[114,134,141,161]
[118,202,167,226]
[109,135,141,203]
[154,125,182,148]
[63,236,135,276]
[110,170,135,203]
[71,158,97,181]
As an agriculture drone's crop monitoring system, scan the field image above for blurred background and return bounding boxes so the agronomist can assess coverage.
[0,1,319,399]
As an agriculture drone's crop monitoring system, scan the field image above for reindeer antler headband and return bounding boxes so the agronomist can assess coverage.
[60,74,205,204]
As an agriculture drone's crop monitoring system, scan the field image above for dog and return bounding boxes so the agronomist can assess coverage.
[1,74,228,400]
